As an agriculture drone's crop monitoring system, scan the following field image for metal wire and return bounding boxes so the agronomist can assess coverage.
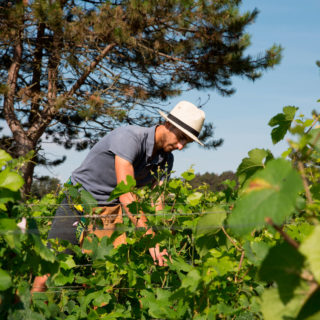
[31,285,174,294]
[20,201,226,207]
[26,209,231,219]
[0,221,294,234]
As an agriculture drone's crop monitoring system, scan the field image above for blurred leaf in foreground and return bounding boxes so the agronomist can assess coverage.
[228,159,303,236]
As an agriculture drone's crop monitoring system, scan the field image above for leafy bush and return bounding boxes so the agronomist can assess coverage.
[0,106,320,319]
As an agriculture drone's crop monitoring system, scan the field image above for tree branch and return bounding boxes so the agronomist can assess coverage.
[29,23,45,124]
[3,29,31,155]
[66,43,116,98]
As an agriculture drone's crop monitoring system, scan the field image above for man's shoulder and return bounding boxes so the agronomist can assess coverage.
[111,125,154,137]
[96,125,155,156]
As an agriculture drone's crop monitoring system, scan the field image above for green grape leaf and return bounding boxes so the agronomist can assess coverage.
[236,148,273,184]
[0,268,12,291]
[108,175,136,201]
[0,150,12,167]
[31,234,56,263]
[168,179,182,189]
[92,293,111,307]
[181,269,201,291]
[0,218,22,252]
[286,222,314,243]
[268,106,298,144]
[66,185,80,200]
[53,268,75,286]
[228,159,303,236]
[0,168,24,191]
[186,191,202,206]
[213,256,236,276]
[0,218,17,231]
[0,188,20,206]
[310,183,320,200]
[80,189,97,214]
[299,225,320,282]
[296,288,320,320]
[261,281,310,320]
[196,206,226,237]
[259,242,305,304]
[169,256,193,273]
[141,289,176,319]
[58,254,76,270]
[181,168,195,181]
[243,240,270,266]
[309,128,320,152]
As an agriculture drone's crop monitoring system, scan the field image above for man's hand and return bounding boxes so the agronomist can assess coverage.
[149,243,169,266]
[136,219,169,266]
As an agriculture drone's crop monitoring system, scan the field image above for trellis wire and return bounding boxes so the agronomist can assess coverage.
[31,285,174,294]
[0,220,296,234]
[19,201,229,207]
[25,210,232,219]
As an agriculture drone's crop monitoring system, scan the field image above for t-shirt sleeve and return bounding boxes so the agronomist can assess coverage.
[107,130,141,164]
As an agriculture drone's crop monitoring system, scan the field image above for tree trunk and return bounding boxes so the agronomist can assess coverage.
[2,25,37,196]
[21,157,36,196]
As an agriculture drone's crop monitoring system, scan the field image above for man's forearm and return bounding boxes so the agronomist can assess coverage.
[119,193,154,236]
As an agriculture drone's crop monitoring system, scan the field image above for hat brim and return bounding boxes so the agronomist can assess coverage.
[159,110,204,146]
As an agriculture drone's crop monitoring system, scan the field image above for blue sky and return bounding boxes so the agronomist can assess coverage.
[36,0,320,181]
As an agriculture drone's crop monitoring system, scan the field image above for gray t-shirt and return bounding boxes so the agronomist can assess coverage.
[71,125,174,205]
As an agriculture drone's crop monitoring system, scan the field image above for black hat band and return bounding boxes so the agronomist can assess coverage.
[167,114,199,137]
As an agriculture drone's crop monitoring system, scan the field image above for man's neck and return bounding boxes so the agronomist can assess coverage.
[152,124,165,156]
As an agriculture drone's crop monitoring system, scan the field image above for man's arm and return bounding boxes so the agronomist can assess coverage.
[115,155,151,231]
[115,155,168,266]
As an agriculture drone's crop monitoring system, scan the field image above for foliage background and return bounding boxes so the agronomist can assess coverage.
[1,106,320,319]
[28,0,320,183]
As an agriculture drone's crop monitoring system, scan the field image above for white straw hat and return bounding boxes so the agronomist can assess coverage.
[159,101,205,146]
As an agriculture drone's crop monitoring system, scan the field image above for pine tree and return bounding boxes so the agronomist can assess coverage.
[0,0,282,194]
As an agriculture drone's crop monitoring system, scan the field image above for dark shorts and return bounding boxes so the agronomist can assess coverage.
[48,196,126,253]
[47,197,82,246]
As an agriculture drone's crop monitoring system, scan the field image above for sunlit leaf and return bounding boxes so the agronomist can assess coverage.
[0,168,24,191]
[196,206,226,236]
[181,168,195,181]
[186,191,202,206]
[0,218,17,231]
[261,281,310,320]
[58,254,76,270]
[229,159,303,236]
[299,225,320,282]
[237,148,273,184]
[268,106,298,144]
[0,150,12,168]
[108,175,136,201]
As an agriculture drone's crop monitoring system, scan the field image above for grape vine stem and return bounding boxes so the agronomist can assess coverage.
[265,217,299,249]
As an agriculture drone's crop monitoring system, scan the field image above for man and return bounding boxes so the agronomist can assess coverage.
[32,100,205,292]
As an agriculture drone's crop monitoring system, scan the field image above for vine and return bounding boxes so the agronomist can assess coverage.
[0,106,319,319]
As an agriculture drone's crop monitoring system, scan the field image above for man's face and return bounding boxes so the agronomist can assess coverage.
[162,124,193,152]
